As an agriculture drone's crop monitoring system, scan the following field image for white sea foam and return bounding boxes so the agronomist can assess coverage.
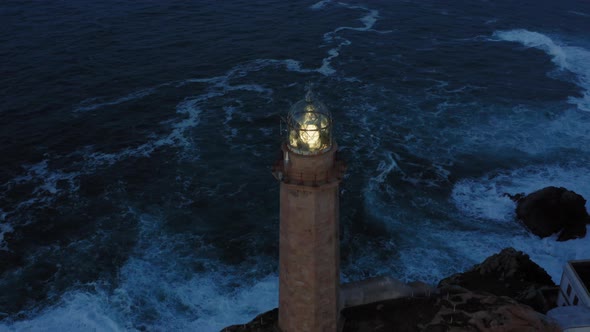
[493,29,590,112]
[0,291,126,332]
[568,10,590,18]
[282,59,307,72]
[0,93,207,229]
[358,161,590,285]
[319,43,349,76]
[405,101,590,162]
[4,54,297,231]
[226,84,272,95]
[494,29,567,69]
[83,94,209,167]
[361,12,378,29]
[318,3,391,76]
[450,164,590,282]
[223,106,239,140]
[26,161,80,196]
[374,152,401,185]
[0,218,12,250]
[423,227,590,284]
[0,275,278,332]
[0,212,278,332]
[74,86,163,113]
[114,213,278,331]
[175,77,225,87]
[392,209,590,284]
[73,77,224,113]
[0,160,81,217]
[452,164,590,221]
[451,179,516,222]
[63,57,327,173]
[168,274,278,331]
[310,0,332,10]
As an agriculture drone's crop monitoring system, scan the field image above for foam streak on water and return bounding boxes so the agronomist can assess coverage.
[310,0,332,11]
[493,29,590,112]
[0,219,11,251]
[1,0,388,224]
[318,3,392,76]
[74,85,164,113]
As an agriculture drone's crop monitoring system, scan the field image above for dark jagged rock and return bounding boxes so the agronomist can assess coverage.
[438,248,557,313]
[341,288,560,332]
[221,309,279,332]
[515,186,589,241]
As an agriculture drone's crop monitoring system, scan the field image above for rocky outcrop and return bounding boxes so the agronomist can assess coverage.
[221,309,279,332]
[513,186,589,241]
[222,248,561,332]
[222,289,560,332]
[341,288,560,332]
[438,248,557,313]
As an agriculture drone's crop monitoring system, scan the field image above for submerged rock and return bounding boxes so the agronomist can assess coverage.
[515,186,589,241]
[438,247,557,313]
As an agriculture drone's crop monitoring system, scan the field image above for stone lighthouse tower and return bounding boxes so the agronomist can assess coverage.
[272,87,345,332]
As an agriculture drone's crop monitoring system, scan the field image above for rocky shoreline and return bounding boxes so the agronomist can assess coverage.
[221,186,590,331]
[222,186,590,331]
[222,248,562,331]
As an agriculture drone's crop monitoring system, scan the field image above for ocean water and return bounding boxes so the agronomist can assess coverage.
[1,0,590,330]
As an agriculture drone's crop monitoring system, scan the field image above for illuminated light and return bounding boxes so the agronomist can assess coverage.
[300,112,321,149]
[286,87,332,155]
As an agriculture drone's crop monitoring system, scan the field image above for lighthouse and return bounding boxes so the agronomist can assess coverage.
[272,87,345,332]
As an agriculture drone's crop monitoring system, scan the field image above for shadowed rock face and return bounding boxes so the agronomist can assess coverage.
[341,288,560,332]
[438,248,557,313]
[514,186,589,241]
[221,309,279,332]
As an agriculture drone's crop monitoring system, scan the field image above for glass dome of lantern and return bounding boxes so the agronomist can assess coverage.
[286,87,332,155]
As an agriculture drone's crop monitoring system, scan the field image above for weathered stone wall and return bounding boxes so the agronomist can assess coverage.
[278,143,341,332]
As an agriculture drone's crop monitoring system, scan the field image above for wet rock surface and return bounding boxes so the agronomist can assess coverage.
[222,309,279,332]
[513,186,589,241]
[341,288,560,332]
[438,247,557,313]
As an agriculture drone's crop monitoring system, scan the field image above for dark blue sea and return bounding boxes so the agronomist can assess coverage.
[1,0,590,330]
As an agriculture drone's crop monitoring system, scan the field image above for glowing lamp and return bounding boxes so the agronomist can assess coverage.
[286,88,332,155]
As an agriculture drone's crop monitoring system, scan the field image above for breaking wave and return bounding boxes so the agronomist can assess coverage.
[493,29,590,112]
